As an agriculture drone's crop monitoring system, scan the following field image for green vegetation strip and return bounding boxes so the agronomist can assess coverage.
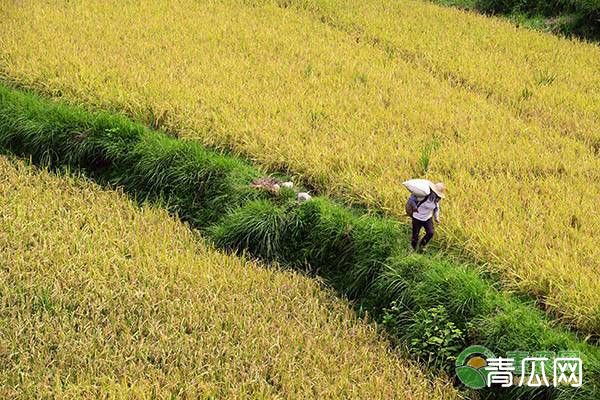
[433,0,600,40]
[0,83,598,399]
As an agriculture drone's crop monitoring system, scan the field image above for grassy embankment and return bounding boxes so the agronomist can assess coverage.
[432,0,600,40]
[2,0,599,335]
[0,154,460,399]
[0,83,599,399]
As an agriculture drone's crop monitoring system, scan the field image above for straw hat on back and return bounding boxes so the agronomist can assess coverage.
[431,182,446,199]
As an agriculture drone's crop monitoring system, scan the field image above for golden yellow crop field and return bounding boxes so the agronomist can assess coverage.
[276,0,600,147]
[0,0,599,333]
[0,155,457,399]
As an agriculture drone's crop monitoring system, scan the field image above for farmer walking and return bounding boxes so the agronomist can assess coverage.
[406,182,446,251]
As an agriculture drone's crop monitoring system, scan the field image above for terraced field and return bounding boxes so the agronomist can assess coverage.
[0,155,458,399]
[1,0,598,335]
[3,82,600,398]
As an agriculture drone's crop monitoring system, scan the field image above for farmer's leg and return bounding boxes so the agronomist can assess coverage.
[411,218,422,250]
[420,218,435,248]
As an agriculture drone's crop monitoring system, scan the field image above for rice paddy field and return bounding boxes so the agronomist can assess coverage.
[1,0,598,335]
[4,82,600,399]
[2,0,600,397]
[0,155,458,399]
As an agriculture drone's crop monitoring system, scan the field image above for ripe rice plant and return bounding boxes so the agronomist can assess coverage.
[0,155,458,399]
[1,0,599,335]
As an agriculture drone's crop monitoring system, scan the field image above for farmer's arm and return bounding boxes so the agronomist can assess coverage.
[434,203,440,223]
[407,195,418,213]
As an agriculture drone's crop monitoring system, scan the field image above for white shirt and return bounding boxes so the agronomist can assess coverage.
[409,194,440,222]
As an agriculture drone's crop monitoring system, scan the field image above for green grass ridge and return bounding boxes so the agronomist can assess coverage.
[433,0,600,41]
[0,83,598,399]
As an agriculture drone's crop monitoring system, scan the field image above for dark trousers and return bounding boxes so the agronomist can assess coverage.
[411,217,434,250]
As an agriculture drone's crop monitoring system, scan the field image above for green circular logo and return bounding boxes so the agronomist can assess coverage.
[455,345,496,389]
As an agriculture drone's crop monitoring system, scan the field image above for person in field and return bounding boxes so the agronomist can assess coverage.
[407,182,446,251]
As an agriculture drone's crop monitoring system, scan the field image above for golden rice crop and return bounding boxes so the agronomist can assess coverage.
[0,0,599,333]
[0,155,457,399]
[280,0,600,147]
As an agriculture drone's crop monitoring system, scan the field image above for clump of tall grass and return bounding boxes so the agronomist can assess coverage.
[0,85,260,226]
[212,198,403,298]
